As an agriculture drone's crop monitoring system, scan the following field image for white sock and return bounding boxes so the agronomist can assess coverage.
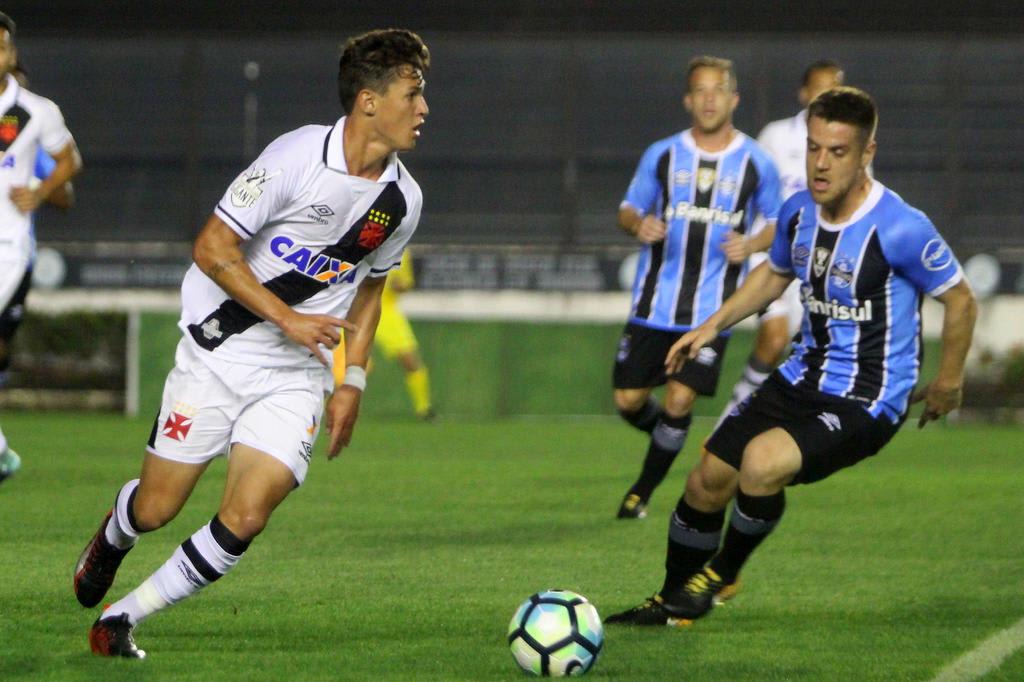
[103,519,247,626]
[716,362,772,429]
[0,425,7,454]
[104,479,141,550]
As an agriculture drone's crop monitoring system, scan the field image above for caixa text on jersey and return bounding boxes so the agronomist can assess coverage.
[269,235,357,285]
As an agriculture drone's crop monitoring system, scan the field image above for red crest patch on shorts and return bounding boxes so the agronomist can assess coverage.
[162,412,193,441]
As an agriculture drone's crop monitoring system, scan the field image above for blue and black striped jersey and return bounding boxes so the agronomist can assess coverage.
[768,182,963,423]
[622,130,782,332]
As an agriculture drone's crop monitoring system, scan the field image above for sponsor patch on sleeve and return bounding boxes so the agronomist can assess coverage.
[921,238,953,272]
[230,168,282,208]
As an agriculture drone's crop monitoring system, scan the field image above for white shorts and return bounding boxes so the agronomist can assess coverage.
[146,339,333,486]
[0,257,29,311]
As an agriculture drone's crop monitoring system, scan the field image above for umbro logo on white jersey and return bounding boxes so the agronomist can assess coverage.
[306,204,335,225]
[816,411,841,432]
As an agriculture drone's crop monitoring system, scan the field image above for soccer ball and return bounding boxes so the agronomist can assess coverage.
[507,589,604,677]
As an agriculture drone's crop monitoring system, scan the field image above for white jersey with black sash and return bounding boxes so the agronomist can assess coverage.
[179,116,422,369]
[0,73,74,266]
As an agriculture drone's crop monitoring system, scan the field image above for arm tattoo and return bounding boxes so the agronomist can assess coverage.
[207,258,243,282]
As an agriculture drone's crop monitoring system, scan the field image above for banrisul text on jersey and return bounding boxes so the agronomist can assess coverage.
[621,130,782,333]
[768,182,963,422]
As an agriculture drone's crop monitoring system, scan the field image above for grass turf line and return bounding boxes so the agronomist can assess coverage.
[0,413,1021,680]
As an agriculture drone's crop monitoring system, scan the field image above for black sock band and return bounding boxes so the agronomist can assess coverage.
[630,413,692,500]
[652,413,692,450]
[210,514,252,556]
[663,496,725,593]
[618,398,661,434]
[731,489,785,532]
[125,486,141,534]
[709,490,786,584]
[673,496,726,533]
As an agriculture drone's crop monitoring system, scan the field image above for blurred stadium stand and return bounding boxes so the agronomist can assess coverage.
[12,2,1024,290]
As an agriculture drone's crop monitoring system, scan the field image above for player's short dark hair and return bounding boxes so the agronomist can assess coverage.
[337,29,430,114]
[0,12,16,40]
[686,55,736,92]
[808,86,878,143]
[802,59,842,87]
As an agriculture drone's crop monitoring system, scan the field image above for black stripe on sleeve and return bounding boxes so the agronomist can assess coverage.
[216,206,254,236]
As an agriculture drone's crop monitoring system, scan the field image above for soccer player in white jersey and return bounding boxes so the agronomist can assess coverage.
[73,29,430,659]
[715,60,844,425]
[0,12,82,484]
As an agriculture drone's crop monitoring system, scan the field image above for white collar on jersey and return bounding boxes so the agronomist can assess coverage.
[680,128,747,158]
[0,73,20,112]
[323,115,401,182]
[816,179,886,231]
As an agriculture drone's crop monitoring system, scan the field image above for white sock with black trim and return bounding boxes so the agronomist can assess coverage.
[102,516,249,626]
[104,479,141,550]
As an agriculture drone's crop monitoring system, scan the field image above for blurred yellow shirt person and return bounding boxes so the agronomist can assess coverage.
[333,250,434,419]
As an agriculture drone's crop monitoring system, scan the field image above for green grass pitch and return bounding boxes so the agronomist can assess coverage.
[0,413,1022,680]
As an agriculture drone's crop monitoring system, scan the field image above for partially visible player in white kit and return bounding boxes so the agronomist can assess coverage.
[716,60,845,422]
[0,12,82,484]
[73,29,430,659]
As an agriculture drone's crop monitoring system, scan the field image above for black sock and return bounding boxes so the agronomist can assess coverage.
[629,413,691,500]
[708,489,786,584]
[618,398,661,434]
[662,496,725,594]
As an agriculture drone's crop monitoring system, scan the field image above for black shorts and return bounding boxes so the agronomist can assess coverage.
[705,373,902,485]
[612,322,729,396]
[0,267,31,342]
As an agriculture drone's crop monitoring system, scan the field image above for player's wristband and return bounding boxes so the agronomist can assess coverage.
[342,365,367,391]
